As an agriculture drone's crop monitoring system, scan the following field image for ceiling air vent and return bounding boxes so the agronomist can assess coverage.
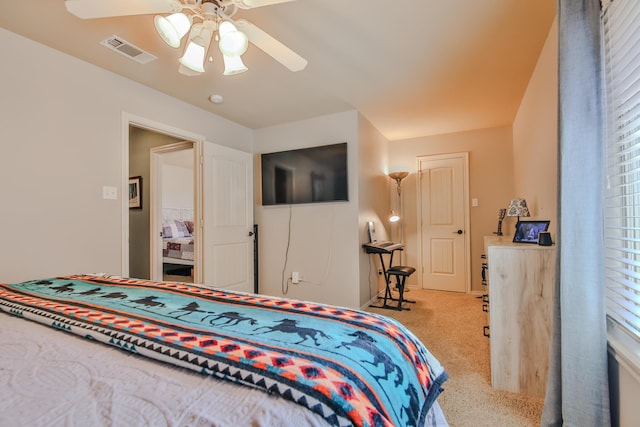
[100,35,157,64]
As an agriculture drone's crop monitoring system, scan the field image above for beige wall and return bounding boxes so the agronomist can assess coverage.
[384,18,559,295]
[0,28,252,283]
[389,126,515,293]
[357,113,391,306]
[512,18,558,237]
[253,111,362,308]
[253,111,395,309]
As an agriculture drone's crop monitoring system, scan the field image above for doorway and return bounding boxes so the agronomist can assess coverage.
[150,142,196,283]
[417,152,470,292]
[126,118,203,283]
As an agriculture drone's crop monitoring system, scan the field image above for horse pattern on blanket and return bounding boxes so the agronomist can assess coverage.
[0,275,447,427]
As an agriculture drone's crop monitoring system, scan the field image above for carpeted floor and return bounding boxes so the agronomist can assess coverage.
[367,289,544,427]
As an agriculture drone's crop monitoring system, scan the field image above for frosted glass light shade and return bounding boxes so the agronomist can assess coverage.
[222,54,248,75]
[389,210,400,223]
[180,41,207,72]
[179,22,214,73]
[218,21,248,56]
[154,13,191,48]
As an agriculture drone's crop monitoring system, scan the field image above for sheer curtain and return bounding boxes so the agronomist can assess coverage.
[541,1,611,425]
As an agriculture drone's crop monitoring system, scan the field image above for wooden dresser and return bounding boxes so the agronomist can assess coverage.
[484,236,555,397]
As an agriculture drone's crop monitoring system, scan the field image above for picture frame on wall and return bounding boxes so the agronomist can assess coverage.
[513,220,550,243]
[129,176,142,209]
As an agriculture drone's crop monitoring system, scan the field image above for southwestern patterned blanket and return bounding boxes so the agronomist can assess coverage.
[0,275,447,427]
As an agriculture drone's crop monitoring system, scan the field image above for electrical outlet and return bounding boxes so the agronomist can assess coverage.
[292,272,300,284]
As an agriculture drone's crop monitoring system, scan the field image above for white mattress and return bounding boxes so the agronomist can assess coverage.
[0,314,448,427]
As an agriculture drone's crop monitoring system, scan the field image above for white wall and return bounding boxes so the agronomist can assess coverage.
[163,164,194,209]
[0,28,252,283]
[253,111,361,308]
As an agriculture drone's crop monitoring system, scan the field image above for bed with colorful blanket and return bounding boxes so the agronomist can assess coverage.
[0,275,448,427]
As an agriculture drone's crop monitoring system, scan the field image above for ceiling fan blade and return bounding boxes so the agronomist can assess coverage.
[65,0,179,19]
[235,19,307,72]
[233,0,296,9]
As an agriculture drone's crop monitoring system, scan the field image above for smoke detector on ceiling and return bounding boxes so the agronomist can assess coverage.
[209,94,224,104]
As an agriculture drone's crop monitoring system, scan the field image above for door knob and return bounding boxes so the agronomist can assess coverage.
[248,231,254,236]
[454,229,463,234]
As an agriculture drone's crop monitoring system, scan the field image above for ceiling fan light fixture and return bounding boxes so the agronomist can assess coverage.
[180,41,207,72]
[154,12,191,48]
[218,21,249,56]
[222,54,248,75]
[179,22,214,73]
[64,0,307,76]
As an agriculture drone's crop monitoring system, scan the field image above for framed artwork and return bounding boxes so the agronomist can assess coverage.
[513,220,550,243]
[129,176,142,209]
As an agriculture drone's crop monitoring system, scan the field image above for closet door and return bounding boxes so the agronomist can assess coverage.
[418,152,469,292]
[202,142,254,292]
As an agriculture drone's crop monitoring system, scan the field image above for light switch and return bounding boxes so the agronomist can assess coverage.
[472,198,479,207]
[102,186,118,200]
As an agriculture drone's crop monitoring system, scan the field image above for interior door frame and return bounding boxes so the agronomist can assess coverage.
[121,112,204,282]
[150,141,197,282]
[416,152,471,293]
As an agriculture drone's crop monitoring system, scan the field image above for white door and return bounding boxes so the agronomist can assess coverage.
[418,153,469,292]
[203,142,254,293]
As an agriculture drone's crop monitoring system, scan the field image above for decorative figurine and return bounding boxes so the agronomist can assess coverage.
[494,208,507,236]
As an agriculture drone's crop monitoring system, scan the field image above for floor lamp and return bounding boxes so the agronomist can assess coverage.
[389,171,409,262]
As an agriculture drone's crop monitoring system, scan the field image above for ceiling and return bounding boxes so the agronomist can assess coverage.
[0,0,556,141]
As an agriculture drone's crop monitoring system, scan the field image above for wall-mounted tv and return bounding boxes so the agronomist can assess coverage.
[261,142,348,206]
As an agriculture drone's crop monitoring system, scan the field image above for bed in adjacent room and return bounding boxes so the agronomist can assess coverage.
[0,275,448,426]
[162,208,195,280]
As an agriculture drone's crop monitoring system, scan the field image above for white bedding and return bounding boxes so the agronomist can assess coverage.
[0,314,448,427]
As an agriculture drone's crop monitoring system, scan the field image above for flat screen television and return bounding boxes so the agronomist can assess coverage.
[261,142,348,205]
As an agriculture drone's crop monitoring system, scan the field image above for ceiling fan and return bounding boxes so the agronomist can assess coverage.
[64,0,307,76]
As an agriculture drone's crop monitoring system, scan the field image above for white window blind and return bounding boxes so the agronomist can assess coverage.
[603,0,640,341]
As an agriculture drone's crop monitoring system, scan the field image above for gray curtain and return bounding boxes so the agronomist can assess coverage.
[541,1,611,426]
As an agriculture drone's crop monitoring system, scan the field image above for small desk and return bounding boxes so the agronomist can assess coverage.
[363,242,415,310]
